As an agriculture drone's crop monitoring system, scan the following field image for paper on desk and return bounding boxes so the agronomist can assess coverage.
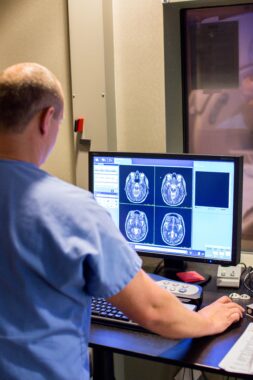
[219,323,253,374]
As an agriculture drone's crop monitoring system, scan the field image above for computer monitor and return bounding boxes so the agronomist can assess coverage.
[89,152,243,275]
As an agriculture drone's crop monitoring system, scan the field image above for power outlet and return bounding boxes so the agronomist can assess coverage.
[216,265,242,288]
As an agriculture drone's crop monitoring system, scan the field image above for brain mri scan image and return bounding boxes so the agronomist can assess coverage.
[161,173,187,206]
[125,171,149,203]
[125,210,148,242]
[161,213,185,246]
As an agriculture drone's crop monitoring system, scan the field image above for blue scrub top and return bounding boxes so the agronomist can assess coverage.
[0,160,142,380]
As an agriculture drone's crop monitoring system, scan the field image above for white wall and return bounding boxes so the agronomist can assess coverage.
[113,0,166,153]
[68,0,110,190]
[69,0,166,190]
[0,0,74,183]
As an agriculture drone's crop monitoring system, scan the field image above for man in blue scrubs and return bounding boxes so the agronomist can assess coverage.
[0,63,244,380]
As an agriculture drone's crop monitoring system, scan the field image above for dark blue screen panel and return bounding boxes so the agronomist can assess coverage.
[195,172,229,208]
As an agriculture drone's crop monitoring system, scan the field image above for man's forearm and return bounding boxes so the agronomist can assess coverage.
[108,269,244,339]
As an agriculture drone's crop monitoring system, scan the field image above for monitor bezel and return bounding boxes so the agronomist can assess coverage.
[89,151,243,267]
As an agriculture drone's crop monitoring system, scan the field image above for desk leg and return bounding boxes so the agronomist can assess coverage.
[92,348,115,380]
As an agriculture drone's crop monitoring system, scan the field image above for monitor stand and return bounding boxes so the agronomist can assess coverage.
[157,258,186,279]
[156,258,211,285]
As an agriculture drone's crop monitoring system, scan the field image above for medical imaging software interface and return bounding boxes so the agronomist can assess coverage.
[92,155,235,263]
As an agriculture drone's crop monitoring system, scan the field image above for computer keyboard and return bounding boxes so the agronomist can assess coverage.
[91,297,143,331]
[91,296,197,332]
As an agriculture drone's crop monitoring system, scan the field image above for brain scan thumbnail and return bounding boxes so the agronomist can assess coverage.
[125,210,148,242]
[125,171,149,203]
[161,213,185,246]
[161,172,187,206]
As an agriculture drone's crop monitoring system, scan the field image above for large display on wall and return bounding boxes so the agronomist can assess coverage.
[181,3,253,251]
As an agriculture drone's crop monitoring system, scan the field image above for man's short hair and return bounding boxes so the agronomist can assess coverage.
[0,62,64,133]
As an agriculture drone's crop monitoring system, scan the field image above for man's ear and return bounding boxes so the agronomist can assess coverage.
[39,106,55,135]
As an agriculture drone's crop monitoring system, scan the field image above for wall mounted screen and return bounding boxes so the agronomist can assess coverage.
[181,3,253,251]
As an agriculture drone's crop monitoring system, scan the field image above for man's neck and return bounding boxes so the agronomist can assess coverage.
[0,132,40,166]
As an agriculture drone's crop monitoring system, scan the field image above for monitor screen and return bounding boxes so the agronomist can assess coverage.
[89,152,243,267]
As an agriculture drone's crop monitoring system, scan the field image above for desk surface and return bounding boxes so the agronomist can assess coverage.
[89,263,253,379]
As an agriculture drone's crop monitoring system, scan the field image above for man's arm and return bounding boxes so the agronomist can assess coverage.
[107,269,244,339]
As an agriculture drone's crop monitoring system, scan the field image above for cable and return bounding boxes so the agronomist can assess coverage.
[153,259,164,275]
[242,266,253,294]
[239,262,247,276]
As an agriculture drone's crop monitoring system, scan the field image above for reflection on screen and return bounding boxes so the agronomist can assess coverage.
[90,153,242,265]
[182,4,253,251]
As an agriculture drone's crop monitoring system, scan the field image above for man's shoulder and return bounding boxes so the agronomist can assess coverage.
[16,165,96,215]
[35,173,94,207]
